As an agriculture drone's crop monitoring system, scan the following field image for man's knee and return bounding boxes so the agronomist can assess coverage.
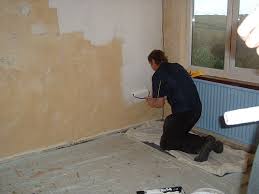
[163,114,174,129]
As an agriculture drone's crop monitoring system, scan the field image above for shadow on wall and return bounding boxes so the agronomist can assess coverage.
[0,0,161,159]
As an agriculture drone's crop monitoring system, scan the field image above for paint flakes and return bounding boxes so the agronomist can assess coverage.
[31,23,48,35]
[14,168,23,177]
[48,167,63,172]
[51,182,55,186]
[31,171,45,178]
[17,2,31,16]
[30,167,62,178]
[0,56,16,66]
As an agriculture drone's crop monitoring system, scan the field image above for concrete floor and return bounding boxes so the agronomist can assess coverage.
[0,134,249,194]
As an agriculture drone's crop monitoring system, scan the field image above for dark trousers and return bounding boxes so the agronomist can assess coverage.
[160,109,206,154]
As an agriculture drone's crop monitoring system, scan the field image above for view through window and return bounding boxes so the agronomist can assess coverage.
[192,0,227,70]
[191,0,259,73]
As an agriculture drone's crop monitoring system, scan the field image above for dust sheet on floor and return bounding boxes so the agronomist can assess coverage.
[1,134,248,194]
[126,121,253,176]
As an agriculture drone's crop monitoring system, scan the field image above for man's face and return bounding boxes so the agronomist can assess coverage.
[149,59,159,71]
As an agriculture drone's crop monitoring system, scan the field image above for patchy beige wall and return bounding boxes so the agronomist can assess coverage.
[0,0,161,158]
[163,0,190,68]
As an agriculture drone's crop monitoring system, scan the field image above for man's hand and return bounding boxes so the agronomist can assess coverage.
[237,8,259,55]
[145,97,165,108]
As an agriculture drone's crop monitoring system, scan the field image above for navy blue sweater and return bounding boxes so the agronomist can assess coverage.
[152,62,202,113]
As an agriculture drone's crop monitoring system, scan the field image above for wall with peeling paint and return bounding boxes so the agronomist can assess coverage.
[0,0,163,158]
[49,0,163,103]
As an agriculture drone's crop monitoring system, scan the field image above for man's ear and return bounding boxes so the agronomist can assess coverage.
[151,59,156,66]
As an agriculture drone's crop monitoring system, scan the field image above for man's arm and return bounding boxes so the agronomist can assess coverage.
[145,97,165,108]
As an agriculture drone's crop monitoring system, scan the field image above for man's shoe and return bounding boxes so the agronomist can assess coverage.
[194,137,215,162]
[160,135,167,150]
[213,140,224,153]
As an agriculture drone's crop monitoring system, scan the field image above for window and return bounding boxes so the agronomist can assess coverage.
[192,0,228,70]
[190,0,259,83]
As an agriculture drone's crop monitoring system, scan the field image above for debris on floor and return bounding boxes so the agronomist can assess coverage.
[126,120,253,176]
[0,131,249,194]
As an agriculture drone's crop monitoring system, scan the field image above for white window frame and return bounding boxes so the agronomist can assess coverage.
[187,0,259,83]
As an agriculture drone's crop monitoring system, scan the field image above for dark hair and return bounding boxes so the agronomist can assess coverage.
[148,50,168,64]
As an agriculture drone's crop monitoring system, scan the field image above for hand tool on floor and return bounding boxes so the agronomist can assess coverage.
[137,186,184,194]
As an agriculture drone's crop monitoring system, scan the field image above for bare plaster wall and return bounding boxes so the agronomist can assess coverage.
[163,0,190,68]
[0,0,162,158]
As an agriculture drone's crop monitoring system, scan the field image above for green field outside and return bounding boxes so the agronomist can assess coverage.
[192,15,259,70]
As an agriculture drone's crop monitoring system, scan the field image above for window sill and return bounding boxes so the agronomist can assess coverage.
[195,75,259,91]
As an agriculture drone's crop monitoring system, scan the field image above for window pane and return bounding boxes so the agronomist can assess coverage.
[235,0,259,69]
[191,0,228,70]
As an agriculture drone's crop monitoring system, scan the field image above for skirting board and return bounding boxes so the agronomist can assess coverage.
[0,120,154,163]
[1,120,255,163]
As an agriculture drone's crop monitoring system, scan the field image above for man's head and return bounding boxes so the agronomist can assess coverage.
[148,50,168,71]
